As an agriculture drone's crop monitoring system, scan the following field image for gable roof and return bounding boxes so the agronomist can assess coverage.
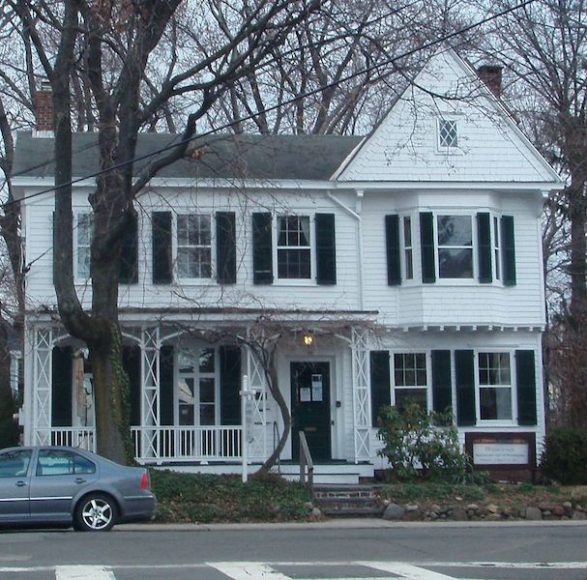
[334,47,563,186]
[13,132,362,182]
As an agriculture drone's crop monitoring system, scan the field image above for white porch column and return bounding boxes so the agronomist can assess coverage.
[351,327,371,461]
[140,327,161,459]
[32,326,53,446]
[245,343,268,462]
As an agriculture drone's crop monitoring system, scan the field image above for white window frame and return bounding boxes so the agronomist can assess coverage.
[391,351,431,412]
[175,346,219,428]
[435,213,475,281]
[436,118,461,152]
[274,214,315,284]
[475,350,517,426]
[174,213,213,283]
[493,215,501,281]
[402,215,414,281]
[74,211,92,282]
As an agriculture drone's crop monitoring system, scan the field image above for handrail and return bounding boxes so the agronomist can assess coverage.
[299,431,314,495]
[272,421,281,474]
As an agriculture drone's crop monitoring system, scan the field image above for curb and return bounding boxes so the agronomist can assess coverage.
[116,518,587,532]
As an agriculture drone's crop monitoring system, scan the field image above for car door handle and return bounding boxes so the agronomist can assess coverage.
[15,481,27,487]
[75,477,86,484]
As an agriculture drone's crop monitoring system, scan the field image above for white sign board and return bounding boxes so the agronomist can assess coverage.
[473,442,529,465]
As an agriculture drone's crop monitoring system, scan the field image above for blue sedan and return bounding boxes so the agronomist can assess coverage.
[0,446,156,531]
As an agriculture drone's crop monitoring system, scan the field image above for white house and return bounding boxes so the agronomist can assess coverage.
[13,48,563,482]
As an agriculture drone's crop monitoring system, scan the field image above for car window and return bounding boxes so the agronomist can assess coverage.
[0,449,32,478]
[36,449,96,476]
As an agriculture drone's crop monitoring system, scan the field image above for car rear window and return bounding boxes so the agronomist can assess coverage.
[36,449,96,476]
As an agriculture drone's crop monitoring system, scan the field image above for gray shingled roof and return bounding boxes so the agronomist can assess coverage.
[13,132,363,181]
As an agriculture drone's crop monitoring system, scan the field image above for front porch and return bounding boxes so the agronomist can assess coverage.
[24,318,377,483]
[38,425,375,484]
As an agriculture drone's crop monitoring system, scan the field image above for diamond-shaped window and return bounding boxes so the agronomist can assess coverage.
[439,119,458,148]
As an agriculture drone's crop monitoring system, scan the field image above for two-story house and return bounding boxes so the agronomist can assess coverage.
[13,48,563,482]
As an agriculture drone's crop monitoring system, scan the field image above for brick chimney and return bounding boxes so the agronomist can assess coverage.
[34,80,54,132]
[477,65,502,99]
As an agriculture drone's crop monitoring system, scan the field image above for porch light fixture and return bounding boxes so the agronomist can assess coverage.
[303,332,314,347]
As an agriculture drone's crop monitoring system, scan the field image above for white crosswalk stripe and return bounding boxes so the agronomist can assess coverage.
[209,562,292,579]
[363,561,460,579]
[55,566,116,580]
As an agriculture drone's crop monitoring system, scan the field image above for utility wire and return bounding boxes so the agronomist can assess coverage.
[6,0,423,181]
[6,0,536,208]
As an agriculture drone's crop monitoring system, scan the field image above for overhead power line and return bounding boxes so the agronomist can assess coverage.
[6,0,536,208]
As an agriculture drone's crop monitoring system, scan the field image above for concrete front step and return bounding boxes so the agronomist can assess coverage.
[274,463,374,485]
[313,484,384,518]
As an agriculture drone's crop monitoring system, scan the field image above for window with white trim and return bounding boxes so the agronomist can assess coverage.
[277,215,311,279]
[437,215,473,279]
[177,347,217,427]
[393,352,428,411]
[403,216,414,280]
[438,119,458,148]
[478,352,512,421]
[177,214,212,279]
[493,216,501,280]
[76,212,92,280]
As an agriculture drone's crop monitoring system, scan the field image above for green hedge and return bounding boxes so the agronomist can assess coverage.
[150,470,312,523]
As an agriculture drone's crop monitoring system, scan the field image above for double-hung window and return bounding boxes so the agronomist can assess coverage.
[393,353,428,411]
[277,215,311,280]
[478,352,512,421]
[76,212,92,280]
[177,347,217,427]
[437,215,473,279]
[177,214,212,280]
[403,216,414,280]
[493,216,501,281]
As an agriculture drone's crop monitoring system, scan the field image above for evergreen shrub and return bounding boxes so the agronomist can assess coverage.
[541,427,587,485]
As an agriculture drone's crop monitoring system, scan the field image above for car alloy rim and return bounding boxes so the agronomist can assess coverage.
[82,498,112,530]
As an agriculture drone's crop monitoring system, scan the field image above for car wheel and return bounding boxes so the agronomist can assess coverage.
[74,493,117,532]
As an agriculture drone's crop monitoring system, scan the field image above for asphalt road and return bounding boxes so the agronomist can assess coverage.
[0,520,586,580]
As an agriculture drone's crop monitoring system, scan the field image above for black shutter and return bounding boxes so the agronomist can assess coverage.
[316,213,337,285]
[220,346,242,425]
[252,213,273,284]
[455,350,476,426]
[432,350,452,414]
[216,212,237,284]
[501,215,516,286]
[122,346,141,427]
[477,212,492,284]
[420,212,436,283]
[516,350,537,426]
[160,345,174,426]
[152,212,173,284]
[52,346,72,427]
[385,215,401,286]
[119,212,138,284]
[370,351,391,427]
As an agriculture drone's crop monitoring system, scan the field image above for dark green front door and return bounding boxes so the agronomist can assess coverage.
[291,361,331,461]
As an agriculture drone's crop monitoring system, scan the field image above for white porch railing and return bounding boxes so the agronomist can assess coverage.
[131,426,243,463]
[35,428,96,452]
[36,426,243,463]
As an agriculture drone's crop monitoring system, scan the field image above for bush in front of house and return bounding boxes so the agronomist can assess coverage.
[541,427,587,485]
[150,469,313,523]
[377,403,473,483]
[0,397,19,449]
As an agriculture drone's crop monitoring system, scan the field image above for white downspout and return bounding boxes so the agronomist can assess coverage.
[327,190,364,310]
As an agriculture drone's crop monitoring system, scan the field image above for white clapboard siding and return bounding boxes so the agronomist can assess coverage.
[337,49,559,185]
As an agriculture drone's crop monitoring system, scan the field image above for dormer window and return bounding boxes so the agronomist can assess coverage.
[438,119,458,148]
